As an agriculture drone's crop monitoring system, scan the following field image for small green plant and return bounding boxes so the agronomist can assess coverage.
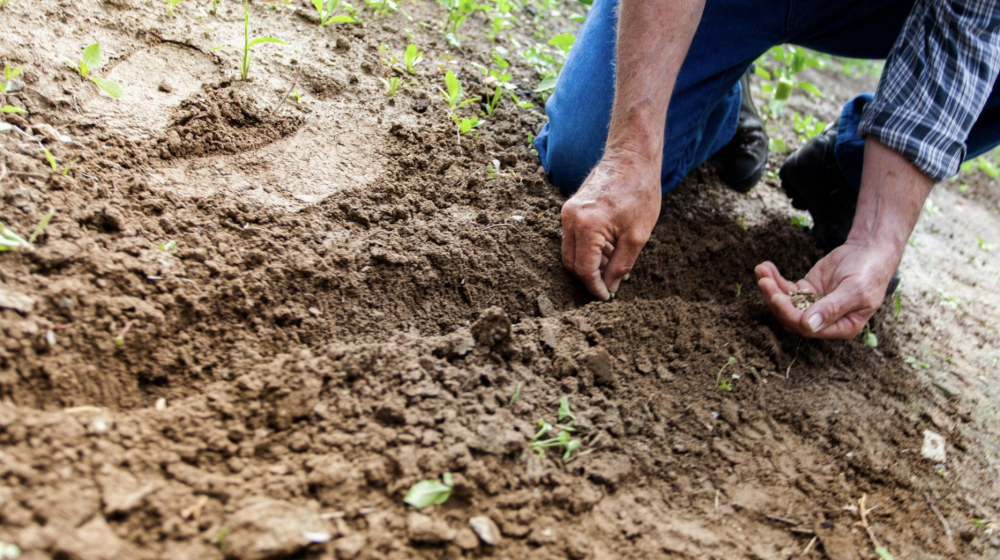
[0,542,21,559]
[158,240,178,252]
[440,0,485,36]
[403,43,423,74]
[66,43,123,99]
[113,321,133,347]
[0,210,54,252]
[904,356,930,369]
[213,1,284,81]
[735,282,742,298]
[1,104,26,114]
[311,0,354,25]
[1,62,24,94]
[861,323,877,348]
[365,0,397,17]
[753,45,823,115]
[716,356,737,391]
[403,473,453,508]
[486,0,514,42]
[508,382,521,405]
[790,214,812,228]
[166,0,183,16]
[792,112,826,141]
[211,525,229,551]
[486,159,522,181]
[439,70,477,110]
[479,52,513,116]
[530,398,583,461]
[380,76,415,97]
[893,290,902,323]
[210,0,222,14]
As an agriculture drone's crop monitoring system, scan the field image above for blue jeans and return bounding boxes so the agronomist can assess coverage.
[535,0,1000,196]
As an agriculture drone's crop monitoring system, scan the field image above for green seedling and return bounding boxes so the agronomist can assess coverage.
[735,282,741,298]
[113,321,133,347]
[861,323,877,348]
[904,356,930,370]
[529,398,584,462]
[439,71,478,110]
[893,290,902,323]
[403,43,423,74]
[380,76,415,97]
[0,210,53,252]
[213,1,284,81]
[364,0,397,17]
[874,546,894,560]
[508,382,521,405]
[211,525,229,551]
[486,0,514,42]
[158,240,178,252]
[42,148,73,175]
[29,209,54,244]
[792,111,825,141]
[1,105,26,114]
[66,43,123,99]
[478,52,513,116]
[378,43,399,74]
[716,356,737,391]
[440,0,486,35]
[486,159,522,181]
[769,137,787,153]
[0,0,10,8]
[1,62,25,94]
[937,289,961,310]
[210,0,222,14]
[452,114,481,136]
[311,0,354,25]
[404,473,453,508]
[526,132,538,156]
[790,214,811,228]
[166,0,183,16]
[754,45,823,116]
[437,53,454,74]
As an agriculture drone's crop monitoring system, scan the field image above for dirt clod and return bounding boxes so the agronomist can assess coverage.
[225,498,331,560]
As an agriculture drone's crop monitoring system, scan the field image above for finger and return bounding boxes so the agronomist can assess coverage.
[757,277,808,335]
[801,284,872,338]
[561,216,576,272]
[575,230,611,300]
[754,262,799,294]
[603,230,648,296]
[602,242,614,259]
[600,254,609,270]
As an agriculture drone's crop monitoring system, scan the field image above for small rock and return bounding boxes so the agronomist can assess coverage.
[541,324,558,349]
[0,287,35,313]
[308,307,322,317]
[536,295,557,318]
[469,515,501,546]
[333,534,366,559]
[407,513,455,544]
[103,482,157,515]
[921,430,946,463]
[471,306,511,348]
[54,515,128,560]
[528,526,557,546]
[225,498,332,560]
[454,528,479,550]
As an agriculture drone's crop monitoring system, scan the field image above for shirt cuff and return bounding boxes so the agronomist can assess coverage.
[857,99,967,182]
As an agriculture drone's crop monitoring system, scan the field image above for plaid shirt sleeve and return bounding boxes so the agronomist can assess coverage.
[857,0,1000,181]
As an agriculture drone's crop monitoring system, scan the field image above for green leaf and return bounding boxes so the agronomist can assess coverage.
[403,476,453,508]
[445,71,461,102]
[1,105,26,114]
[89,77,123,99]
[547,33,575,48]
[43,148,58,170]
[874,546,894,560]
[323,14,354,24]
[797,81,822,97]
[5,63,25,81]
[81,43,102,72]
[534,75,557,93]
[768,137,787,153]
[247,37,285,47]
[78,61,89,78]
[557,397,576,422]
[753,66,771,81]
[28,209,54,244]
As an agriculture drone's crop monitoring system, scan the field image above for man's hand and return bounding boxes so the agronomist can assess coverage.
[561,155,661,300]
[755,241,898,338]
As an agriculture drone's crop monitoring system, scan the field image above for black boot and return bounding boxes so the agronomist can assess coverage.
[779,123,901,296]
[708,70,769,193]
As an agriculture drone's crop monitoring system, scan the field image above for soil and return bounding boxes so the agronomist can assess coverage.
[1,1,999,559]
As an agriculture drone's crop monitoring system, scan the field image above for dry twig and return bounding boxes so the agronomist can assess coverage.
[925,492,955,552]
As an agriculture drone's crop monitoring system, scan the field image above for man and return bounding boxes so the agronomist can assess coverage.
[534,0,1000,339]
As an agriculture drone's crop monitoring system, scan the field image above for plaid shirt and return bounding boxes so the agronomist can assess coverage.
[858,0,1000,181]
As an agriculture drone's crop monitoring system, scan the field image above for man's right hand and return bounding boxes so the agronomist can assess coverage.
[560,154,662,300]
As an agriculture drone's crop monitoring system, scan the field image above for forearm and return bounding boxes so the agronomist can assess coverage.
[606,0,705,166]
[847,139,933,264]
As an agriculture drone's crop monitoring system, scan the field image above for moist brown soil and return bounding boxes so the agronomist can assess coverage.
[2,1,999,559]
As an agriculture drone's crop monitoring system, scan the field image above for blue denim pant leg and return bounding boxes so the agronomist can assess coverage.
[836,88,1000,190]
[534,0,784,197]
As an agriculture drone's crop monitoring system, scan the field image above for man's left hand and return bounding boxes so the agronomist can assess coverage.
[755,241,898,339]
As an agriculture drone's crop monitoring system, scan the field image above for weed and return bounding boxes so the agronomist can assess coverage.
[486,0,514,42]
[486,159,522,181]
[937,289,961,309]
[1,105,26,114]
[213,1,284,81]
[861,323,877,348]
[166,0,183,16]
[478,52,513,116]
[790,214,812,228]
[1,62,24,94]
[978,236,994,252]
[960,153,1000,180]
[210,0,222,14]
[312,0,355,24]
[734,282,741,299]
[439,71,477,110]
[364,0,397,17]
[113,321,133,347]
[558,396,575,422]
[754,45,823,115]
[508,382,521,405]
[42,148,73,175]
[0,222,29,251]
[440,0,486,36]
[768,137,787,153]
[893,290,902,323]
[716,356,737,391]
[452,114,481,136]
[404,473,453,508]
[904,356,930,370]
[380,76,415,97]
[66,43,123,99]
[792,111,825,141]
[211,525,229,551]
[403,44,423,74]
[29,209,54,244]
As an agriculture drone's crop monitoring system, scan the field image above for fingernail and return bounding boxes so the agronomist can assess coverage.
[623,273,630,282]
[807,314,823,332]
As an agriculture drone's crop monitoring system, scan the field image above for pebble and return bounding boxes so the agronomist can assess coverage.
[334,534,366,559]
[406,513,455,544]
[921,429,946,463]
[224,498,332,560]
[469,515,501,546]
[453,528,479,550]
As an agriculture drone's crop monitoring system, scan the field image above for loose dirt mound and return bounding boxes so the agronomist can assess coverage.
[1,1,998,559]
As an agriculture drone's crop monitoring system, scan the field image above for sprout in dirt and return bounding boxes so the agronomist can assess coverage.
[404,473,453,509]
[716,356,737,391]
[158,240,178,252]
[478,52,513,117]
[861,323,877,348]
[211,525,229,551]
[557,396,576,422]
[529,399,584,462]
[440,0,486,36]
[380,76,415,97]
[1,105,26,114]
[166,0,183,16]
[364,0,397,17]
[1,210,54,252]
[0,542,21,559]
[486,159,521,182]
[1,62,25,95]
[508,382,521,405]
[212,1,285,81]
[66,43,124,99]
[0,0,10,9]
[42,148,73,175]
[893,290,902,323]
[210,0,222,14]
[403,44,423,74]
[439,71,477,111]
[790,214,811,229]
[311,0,354,26]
